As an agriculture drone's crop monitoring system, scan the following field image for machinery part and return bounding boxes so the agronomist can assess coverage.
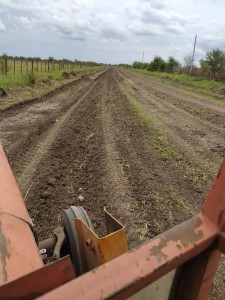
[75,208,128,273]
[53,227,66,259]
[38,227,65,260]
[0,256,75,299]
[0,145,43,284]
[61,206,94,276]
[39,237,57,259]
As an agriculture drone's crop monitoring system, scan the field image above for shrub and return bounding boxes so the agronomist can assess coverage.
[28,72,36,85]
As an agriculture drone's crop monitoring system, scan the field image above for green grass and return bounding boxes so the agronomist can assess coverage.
[128,68,225,100]
[0,66,106,110]
[151,71,224,89]
[0,66,104,89]
[0,74,31,88]
[126,91,181,162]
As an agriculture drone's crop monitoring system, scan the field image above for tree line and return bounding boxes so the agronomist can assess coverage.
[133,48,225,82]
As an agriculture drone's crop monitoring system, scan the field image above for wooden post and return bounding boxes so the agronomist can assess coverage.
[31,59,34,73]
[26,60,28,74]
[4,58,7,76]
[21,59,23,74]
[37,60,38,72]
[14,59,16,75]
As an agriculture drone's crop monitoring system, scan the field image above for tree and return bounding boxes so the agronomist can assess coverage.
[201,48,225,81]
[1,53,8,59]
[148,56,166,72]
[133,61,142,69]
[184,56,193,68]
[199,59,211,78]
[141,62,149,70]
[166,56,180,73]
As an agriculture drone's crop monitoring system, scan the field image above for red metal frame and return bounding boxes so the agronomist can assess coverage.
[0,144,225,299]
[0,145,43,284]
[0,256,75,299]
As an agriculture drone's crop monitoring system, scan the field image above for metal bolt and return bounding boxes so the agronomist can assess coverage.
[86,238,95,251]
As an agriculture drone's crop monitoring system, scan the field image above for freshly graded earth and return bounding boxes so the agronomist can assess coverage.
[0,68,224,299]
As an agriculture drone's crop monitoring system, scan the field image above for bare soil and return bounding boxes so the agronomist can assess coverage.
[0,68,224,299]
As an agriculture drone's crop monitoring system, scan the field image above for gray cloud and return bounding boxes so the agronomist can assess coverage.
[0,18,6,31]
[0,0,224,64]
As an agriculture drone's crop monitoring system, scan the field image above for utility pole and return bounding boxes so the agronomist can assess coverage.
[189,35,197,76]
[142,52,144,65]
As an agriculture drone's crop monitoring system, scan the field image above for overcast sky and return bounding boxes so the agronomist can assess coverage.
[0,0,224,65]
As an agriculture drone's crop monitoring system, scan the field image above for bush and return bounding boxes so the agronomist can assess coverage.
[28,72,36,85]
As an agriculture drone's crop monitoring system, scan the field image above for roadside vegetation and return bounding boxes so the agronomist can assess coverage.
[0,53,106,110]
[129,48,225,100]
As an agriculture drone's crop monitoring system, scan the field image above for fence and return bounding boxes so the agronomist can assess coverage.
[0,58,94,76]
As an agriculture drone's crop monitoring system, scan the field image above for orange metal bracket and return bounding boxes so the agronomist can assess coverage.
[75,208,128,273]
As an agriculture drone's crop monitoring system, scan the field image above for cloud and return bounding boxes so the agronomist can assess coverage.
[198,34,225,52]
[0,18,6,31]
[0,0,224,64]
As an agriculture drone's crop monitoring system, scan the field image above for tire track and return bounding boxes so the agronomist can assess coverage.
[17,80,99,196]
[117,69,225,181]
[100,75,141,247]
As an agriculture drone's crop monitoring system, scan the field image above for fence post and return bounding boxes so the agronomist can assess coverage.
[37,60,38,72]
[4,58,7,76]
[21,59,23,74]
[31,59,34,73]
[14,59,16,75]
[41,60,42,72]
[26,60,28,74]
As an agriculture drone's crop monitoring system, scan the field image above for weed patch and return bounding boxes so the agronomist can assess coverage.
[119,83,208,187]
[126,91,180,162]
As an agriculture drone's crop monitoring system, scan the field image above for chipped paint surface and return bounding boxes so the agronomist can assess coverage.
[148,217,204,263]
[0,218,10,283]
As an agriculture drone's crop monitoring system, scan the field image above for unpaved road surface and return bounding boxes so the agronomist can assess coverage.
[0,68,224,298]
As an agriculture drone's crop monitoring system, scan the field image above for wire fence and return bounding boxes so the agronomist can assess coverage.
[0,58,96,76]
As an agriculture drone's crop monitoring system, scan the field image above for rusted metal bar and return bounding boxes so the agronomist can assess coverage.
[0,256,75,299]
[0,145,43,284]
[170,246,221,299]
[169,158,225,299]
[203,158,225,228]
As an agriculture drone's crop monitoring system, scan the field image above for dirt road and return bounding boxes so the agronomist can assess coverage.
[0,68,224,298]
